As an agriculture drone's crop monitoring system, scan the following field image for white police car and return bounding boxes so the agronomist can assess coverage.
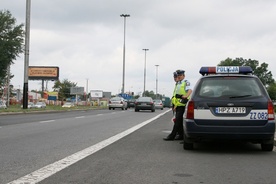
[183,66,275,151]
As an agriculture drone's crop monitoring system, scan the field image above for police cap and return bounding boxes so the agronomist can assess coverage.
[173,72,177,77]
[176,70,185,75]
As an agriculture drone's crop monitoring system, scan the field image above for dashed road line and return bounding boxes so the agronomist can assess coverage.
[39,120,55,124]
[75,116,85,119]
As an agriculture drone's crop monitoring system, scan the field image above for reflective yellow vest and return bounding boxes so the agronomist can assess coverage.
[175,80,188,107]
[171,83,177,106]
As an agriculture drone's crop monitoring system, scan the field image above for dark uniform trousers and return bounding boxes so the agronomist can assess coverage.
[170,105,185,137]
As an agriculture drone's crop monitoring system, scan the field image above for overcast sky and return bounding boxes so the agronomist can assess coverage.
[2,0,276,97]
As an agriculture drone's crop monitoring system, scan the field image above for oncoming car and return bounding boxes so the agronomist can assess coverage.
[183,66,275,151]
[108,97,128,110]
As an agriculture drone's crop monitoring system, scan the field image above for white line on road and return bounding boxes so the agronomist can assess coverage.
[96,114,103,116]
[7,109,170,184]
[39,120,55,124]
[75,116,85,119]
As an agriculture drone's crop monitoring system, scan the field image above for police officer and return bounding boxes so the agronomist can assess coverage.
[164,69,192,141]
[171,71,178,114]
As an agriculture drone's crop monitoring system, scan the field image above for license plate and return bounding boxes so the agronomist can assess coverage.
[216,107,246,114]
[141,103,147,105]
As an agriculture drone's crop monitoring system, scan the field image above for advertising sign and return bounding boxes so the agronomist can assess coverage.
[90,90,103,98]
[28,66,59,80]
[70,87,84,95]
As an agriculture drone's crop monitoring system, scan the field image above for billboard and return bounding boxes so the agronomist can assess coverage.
[28,66,59,80]
[70,87,84,95]
[90,90,103,98]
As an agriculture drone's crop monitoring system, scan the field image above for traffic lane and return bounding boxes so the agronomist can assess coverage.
[1,109,167,184]
[0,109,111,126]
[40,112,276,184]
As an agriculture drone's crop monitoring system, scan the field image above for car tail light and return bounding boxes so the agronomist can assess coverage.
[108,100,111,104]
[150,102,153,105]
[268,101,275,120]
[186,100,194,119]
[120,101,123,104]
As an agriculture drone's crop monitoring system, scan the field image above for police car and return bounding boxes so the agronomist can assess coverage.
[183,66,275,151]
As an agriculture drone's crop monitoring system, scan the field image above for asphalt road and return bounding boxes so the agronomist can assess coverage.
[1,109,276,184]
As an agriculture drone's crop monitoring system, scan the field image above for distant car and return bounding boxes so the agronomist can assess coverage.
[62,102,74,108]
[0,101,7,109]
[127,99,136,108]
[135,97,155,112]
[153,99,164,110]
[183,66,275,151]
[34,102,47,108]
[108,97,128,110]
[21,102,35,109]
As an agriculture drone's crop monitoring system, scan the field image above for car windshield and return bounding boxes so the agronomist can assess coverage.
[197,77,263,98]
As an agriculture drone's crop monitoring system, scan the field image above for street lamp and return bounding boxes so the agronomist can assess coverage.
[142,49,149,97]
[155,65,159,99]
[23,0,31,109]
[120,14,130,94]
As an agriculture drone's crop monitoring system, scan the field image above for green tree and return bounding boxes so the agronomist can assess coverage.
[142,90,155,98]
[267,82,276,101]
[0,10,24,86]
[52,79,77,101]
[218,57,275,87]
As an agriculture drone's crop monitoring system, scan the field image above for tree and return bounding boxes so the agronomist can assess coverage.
[52,79,77,101]
[0,10,24,86]
[142,90,155,98]
[267,82,276,101]
[218,57,275,87]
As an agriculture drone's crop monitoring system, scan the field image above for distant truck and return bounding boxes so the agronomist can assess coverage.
[162,97,171,108]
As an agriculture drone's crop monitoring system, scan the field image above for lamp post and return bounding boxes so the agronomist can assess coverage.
[120,14,130,94]
[142,49,149,97]
[155,64,159,99]
[23,0,31,109]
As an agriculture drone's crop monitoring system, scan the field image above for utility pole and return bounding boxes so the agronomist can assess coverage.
[120,14,130,94]
[142,49,149,97]
[23,0,31,109]
[155,65,159,99]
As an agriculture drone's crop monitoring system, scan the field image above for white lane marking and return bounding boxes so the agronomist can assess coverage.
[75,116,85,119]
[39,120,55,124]
[162,130,171,134]
[96,114,103,116]
[8,109,170,184]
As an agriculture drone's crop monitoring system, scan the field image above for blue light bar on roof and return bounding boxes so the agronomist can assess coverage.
[199,66,252,76]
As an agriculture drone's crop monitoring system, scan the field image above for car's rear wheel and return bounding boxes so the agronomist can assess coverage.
[261,142,274,151]
[135,109,139,112]
[183,135,194,150]
[151,109,155,112]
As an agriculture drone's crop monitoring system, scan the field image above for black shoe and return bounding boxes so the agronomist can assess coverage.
[174,135,183,140]
[163,135,175,141]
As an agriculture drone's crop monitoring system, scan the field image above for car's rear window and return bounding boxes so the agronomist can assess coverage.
[138,97,152,102]
[111,97,122,101]
[198,77,263,98]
